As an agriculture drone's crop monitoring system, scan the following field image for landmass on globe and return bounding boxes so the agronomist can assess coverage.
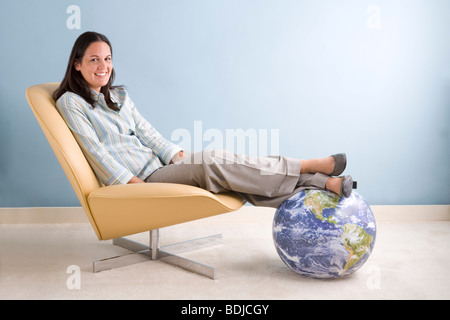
[303,190,373,274]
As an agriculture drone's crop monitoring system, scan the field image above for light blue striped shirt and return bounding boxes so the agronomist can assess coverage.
[56,88,182,185]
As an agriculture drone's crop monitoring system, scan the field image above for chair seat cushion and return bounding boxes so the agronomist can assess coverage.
[88,183,245,240]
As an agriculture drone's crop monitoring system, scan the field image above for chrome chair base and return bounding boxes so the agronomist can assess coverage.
[93,230,222,279]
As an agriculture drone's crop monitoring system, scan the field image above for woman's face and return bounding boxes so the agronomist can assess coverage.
[74,41,112,92]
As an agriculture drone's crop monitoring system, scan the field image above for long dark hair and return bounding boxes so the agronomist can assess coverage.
[54,31,120,111]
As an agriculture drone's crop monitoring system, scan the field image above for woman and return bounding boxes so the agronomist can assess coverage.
[54,31,355,208]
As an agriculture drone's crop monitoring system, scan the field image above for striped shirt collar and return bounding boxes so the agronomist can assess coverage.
[90,88,125,109]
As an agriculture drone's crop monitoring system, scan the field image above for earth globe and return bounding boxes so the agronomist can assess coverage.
[273,190,376,279]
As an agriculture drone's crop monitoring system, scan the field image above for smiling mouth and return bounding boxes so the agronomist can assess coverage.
[95,72,107,77]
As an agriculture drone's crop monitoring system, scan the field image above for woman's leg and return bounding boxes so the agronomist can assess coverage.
[146,150,302,198]
[238,172,329,207]
[300,157,335,174]
[145,150,348,207]
[300,153,346,176]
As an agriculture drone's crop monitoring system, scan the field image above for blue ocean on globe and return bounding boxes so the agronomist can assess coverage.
[273,190,376,279]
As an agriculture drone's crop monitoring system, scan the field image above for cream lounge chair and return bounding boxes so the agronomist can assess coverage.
[26,83,245,279]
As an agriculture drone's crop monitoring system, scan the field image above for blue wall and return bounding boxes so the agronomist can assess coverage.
[0,0,449,207]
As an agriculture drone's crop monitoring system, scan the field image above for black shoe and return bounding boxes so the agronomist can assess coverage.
[330,153,347,176]
[341,175,357,198]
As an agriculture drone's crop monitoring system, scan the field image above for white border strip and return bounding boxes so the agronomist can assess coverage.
[0,207,88,224]
[0,205,449,224]
[371,205,450,222]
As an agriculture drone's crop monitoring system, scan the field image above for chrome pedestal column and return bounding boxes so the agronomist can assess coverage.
[93,230,222,279]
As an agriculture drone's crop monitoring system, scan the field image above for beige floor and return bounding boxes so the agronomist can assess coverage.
[0,206,449,300]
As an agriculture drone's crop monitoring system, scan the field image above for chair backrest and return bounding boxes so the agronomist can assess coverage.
[26,83,102,233]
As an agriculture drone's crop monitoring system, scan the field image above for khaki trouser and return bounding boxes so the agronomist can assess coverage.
[146,150,329,208]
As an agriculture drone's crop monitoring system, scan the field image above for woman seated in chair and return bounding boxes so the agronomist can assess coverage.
[54,31,355,208]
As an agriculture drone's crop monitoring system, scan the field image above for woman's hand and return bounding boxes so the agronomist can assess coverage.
[128,151,186,184]
[170,151,186,164]
[127,176,145,184]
